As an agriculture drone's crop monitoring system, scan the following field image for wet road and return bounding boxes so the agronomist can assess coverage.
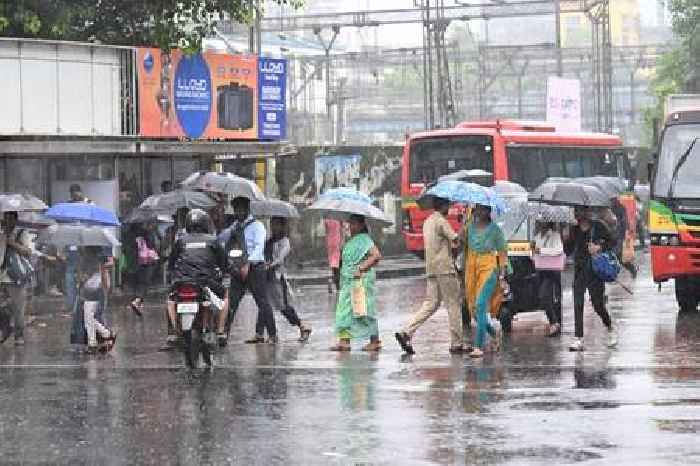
[2,253,700,465]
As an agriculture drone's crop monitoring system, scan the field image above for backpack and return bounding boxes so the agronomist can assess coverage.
[590,223,620,283]
[3,230,34,286]
[225,218,254,273]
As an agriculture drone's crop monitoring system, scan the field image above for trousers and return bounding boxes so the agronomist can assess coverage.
[227,264,276,338]
[404,274,463,347]
[573,266,611,338]
[3,285,27,338]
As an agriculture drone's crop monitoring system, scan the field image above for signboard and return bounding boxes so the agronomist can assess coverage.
[258,57,287,140]
[137,48,259,139]
[546,76,581,132]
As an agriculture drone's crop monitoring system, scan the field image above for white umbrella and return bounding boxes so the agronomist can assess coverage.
[307,198,393,227]
[250,199,299,218]
[181,171,265,201]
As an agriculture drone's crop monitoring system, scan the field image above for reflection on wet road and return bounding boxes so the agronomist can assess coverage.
[1,254,700,464]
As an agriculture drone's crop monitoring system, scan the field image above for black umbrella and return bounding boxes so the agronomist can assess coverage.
[37,224,120,248]
[123,207,174,224]
[529,182,610,208]
[140,190,216,211]
[0,193,48,213]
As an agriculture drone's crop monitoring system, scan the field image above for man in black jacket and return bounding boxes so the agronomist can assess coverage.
[563,207,617,352]
[166,209,228,341]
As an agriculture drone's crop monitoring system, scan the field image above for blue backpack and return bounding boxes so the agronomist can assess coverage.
[590,224,620,282]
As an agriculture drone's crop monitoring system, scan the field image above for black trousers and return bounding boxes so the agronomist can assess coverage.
[272,275,301,327]
[227,264,276,338]
[539,271,562,325]
[573,266,611,338]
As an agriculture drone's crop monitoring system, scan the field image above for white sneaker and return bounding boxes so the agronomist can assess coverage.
[47,286,63,297]
[607,327,618,348]
[569,338,584,352]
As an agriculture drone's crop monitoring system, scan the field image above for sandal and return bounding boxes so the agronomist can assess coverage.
[85,345,98,355]
[469,347,484,358]
[244,335,265,344]
[298,324,312,343]
[129,299,143,317]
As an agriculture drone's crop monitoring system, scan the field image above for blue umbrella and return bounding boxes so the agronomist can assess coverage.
[45,203,120,227]
[423,180,507,215]
[319,187,372,204]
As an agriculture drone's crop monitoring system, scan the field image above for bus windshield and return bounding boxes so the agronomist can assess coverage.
[507,146,623,190]
[654,124,700,198]
[409,136,494,185]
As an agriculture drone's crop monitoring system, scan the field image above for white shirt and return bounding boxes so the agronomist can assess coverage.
[268,237,291,278]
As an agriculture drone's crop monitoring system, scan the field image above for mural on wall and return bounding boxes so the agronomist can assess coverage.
[315,155,361,196]
[277,145,404,260]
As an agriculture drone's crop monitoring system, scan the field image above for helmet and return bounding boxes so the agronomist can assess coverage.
[185,209,211,234]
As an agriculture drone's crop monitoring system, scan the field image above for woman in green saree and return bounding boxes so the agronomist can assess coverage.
[330,215,383,352]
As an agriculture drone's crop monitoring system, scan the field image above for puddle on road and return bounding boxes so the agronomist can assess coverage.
[511,400,622,411]
[655,419,700,434]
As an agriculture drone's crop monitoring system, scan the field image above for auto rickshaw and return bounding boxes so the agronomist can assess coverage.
[492,197,571,334]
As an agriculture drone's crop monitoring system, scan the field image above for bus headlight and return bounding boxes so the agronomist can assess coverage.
[669,236,680,246]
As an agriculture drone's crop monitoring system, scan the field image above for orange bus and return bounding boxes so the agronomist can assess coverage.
[400,120,632,254]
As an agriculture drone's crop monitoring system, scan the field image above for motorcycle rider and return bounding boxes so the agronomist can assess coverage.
[166,209,228,347]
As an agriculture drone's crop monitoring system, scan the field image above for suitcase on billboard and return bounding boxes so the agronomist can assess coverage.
[217,83,254,130]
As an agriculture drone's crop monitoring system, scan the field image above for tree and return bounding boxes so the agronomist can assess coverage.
[0,0,303,53]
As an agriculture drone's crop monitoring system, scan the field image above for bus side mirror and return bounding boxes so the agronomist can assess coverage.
[647,154,656,185]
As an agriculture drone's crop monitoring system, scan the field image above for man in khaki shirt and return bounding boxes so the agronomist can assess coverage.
[396,197,465,354]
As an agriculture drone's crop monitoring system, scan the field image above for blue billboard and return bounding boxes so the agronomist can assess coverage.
[258,57,287,140]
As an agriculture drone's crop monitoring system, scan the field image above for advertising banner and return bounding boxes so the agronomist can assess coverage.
[258,57,287,140]
[546,76,581,132]
[137,48,258,139]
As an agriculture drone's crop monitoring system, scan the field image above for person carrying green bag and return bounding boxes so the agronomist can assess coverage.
[330,215,382,352]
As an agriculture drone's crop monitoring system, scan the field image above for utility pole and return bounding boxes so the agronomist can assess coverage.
[314,25,340,143]
[554,0,563,76]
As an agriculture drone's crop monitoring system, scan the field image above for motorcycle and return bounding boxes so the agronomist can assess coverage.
[172,282,215,368]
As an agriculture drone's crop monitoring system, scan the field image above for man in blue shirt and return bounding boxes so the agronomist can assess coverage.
[217,196,276,346]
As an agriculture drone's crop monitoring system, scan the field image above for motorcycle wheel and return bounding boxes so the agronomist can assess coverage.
[182,330,199,369]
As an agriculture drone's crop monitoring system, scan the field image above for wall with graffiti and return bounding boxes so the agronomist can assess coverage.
[275,145,405,263]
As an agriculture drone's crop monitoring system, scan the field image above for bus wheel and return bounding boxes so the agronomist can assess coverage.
[675,277,699,313]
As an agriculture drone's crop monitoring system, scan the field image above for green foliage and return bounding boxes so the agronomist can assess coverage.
[0,0,304,52]
[643,47,687,145]
[642,0,699,145]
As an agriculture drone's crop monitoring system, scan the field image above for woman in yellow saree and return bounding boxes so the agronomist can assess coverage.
[463,204,508,358]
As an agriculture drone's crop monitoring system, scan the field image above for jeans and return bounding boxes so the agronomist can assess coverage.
[573,266,612,338]
[227,264,276,338]
[64,269,77,313]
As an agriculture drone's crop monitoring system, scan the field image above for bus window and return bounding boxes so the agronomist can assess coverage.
[508,146,624,190]
[409,136,494,185]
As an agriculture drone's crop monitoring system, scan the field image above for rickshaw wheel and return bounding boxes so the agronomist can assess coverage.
[499,305,515,334]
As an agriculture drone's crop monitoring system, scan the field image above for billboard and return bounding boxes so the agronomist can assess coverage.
[546,76,581,133]
[138,48,274,140]
[258,57,287,140]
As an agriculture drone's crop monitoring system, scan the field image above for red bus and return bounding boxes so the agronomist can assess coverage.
[400,120,632,254]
